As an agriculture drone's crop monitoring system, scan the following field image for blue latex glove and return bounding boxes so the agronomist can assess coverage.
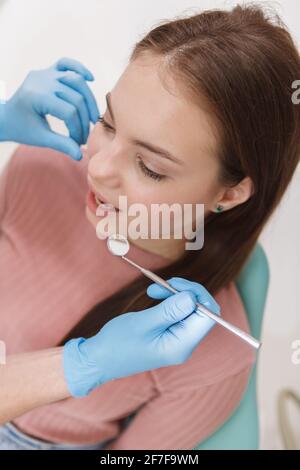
[0,57,100,160]
[63,277,221,397]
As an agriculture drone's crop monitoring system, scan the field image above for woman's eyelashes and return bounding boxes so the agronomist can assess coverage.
[97,115,114,130]
[97,116,167,182]
[136,156,166,182]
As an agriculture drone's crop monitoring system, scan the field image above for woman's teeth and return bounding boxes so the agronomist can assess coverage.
[96,202,116,216]
[93,192,119,214]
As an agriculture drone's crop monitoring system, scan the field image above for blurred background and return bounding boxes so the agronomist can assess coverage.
[0,0,299,449]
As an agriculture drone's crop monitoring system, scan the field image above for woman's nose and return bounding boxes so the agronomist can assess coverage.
[88,145,125,184]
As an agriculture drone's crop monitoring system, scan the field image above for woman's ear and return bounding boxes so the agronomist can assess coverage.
[214,176,254,212]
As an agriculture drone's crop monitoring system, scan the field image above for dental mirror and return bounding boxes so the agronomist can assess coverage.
[106,233,261,350]
[107,233,130,257]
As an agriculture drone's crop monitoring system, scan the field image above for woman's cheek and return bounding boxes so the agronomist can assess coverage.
[86,126,101,159]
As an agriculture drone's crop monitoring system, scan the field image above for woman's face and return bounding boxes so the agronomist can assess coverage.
[85,53,223,260]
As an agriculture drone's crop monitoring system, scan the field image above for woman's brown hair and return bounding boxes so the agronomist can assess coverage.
[58,3,300,344]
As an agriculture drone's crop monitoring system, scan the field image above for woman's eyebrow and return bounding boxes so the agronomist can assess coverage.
[105,92,184,166]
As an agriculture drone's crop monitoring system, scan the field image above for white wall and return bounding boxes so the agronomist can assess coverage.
[0,0,299,449]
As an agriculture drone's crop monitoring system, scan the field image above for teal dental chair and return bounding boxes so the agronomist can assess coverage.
[194,242,270,450]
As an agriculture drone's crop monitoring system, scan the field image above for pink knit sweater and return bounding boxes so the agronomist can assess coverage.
[0,145,256,450]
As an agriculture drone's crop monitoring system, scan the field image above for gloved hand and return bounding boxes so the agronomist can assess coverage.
[0,57,99,160]
[63,277,221,397]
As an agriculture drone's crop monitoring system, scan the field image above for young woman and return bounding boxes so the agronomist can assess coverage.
[0,3,299,450]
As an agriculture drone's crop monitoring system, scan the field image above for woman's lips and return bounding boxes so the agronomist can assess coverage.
[87,180,119,211]
[86,188,118,216]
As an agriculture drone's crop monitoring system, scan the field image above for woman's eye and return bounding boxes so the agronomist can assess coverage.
[98,116,114,131]
[137,156,166,182]
[98,116,167,182]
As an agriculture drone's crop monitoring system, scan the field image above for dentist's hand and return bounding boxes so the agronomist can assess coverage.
[0,57,99,160]
[63,277,221,397]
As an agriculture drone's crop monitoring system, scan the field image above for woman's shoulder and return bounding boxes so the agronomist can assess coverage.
[1,144,88,227]
[6,144,87,193]
[152,281,256,393]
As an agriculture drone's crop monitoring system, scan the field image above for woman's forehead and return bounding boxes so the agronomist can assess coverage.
[110,58,220,168]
